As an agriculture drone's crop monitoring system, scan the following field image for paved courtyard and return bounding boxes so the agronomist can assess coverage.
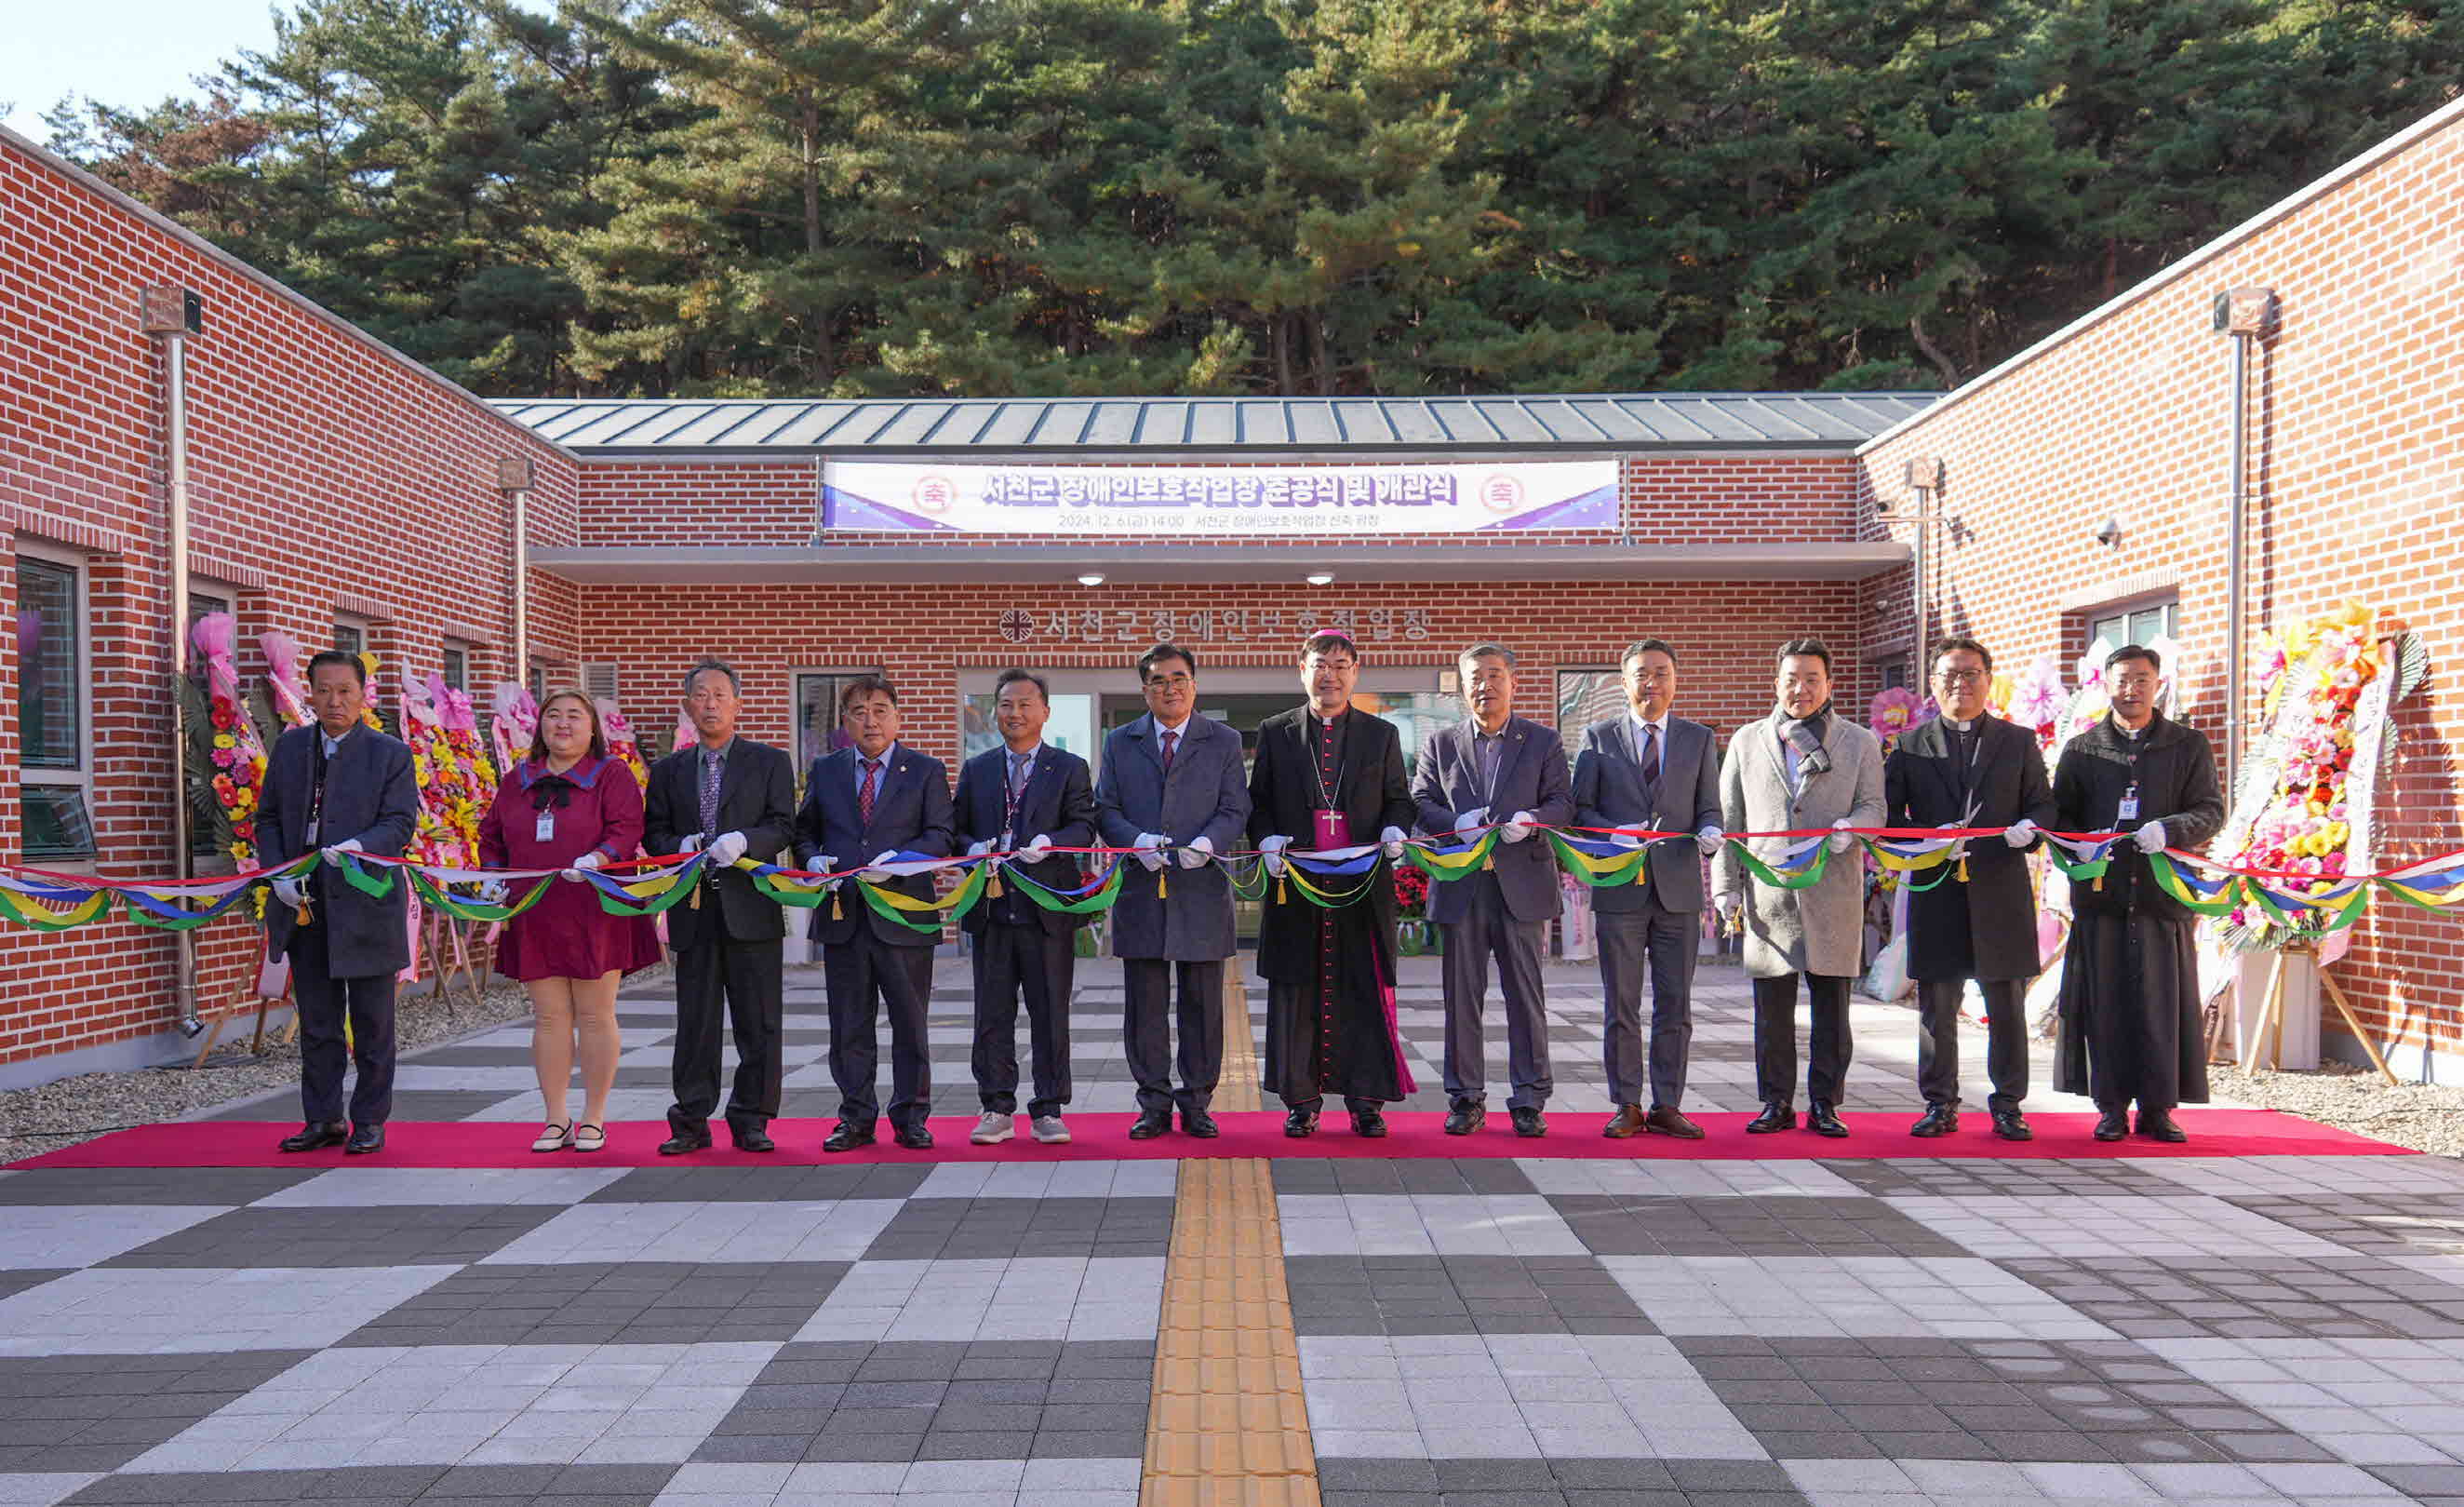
[4,954,2463,1507]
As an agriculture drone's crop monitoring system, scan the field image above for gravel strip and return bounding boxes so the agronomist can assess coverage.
[2206,1060,2464,1159]
[0,964,666,1166]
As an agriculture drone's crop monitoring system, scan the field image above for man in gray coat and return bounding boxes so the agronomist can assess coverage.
[1572,639,1724,1138]
[1095,643,1252,1139]
[1412,643,1573,1138]
[258,651,420,1156]
[1714,638,1884,1138]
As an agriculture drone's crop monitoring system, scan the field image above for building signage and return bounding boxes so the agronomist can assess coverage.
[996,605,1434,645]
[824,461,1615,534]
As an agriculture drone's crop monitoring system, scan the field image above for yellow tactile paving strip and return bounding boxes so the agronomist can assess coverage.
[1138,970,1319,1507]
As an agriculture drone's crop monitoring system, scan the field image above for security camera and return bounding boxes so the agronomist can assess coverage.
[2094,517,2123,548]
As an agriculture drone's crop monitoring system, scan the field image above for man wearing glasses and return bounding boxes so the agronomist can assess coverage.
[2053,644,2224,1142]
[1884,637,2056,1141]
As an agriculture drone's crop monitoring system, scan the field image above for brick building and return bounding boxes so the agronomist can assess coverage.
[4,87,2460,1083]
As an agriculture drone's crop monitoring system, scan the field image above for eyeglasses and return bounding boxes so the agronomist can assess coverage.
[1932,668,1987,686]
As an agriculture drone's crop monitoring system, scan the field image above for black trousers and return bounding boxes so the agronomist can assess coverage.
[1596,901,1698,1110]
[825,931,935,1133]
[1439,881,1551,1111]
[1123,958,1224,1117]
[668,937,784,1137]
[1751,971,1853,1107]
[971,922,1074,1118]
[1916,977,2029,1110]
[290,920,395,1127]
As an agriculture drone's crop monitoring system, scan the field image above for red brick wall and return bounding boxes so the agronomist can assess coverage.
[0,135,576,1067]
[1858,101,2464,1063]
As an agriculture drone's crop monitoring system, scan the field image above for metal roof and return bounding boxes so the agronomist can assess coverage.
[490,392,1937,457]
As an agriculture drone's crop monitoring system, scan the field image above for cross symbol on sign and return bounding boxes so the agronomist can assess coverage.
[998,608,1036,643]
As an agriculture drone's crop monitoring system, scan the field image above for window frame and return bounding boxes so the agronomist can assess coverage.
[15,543,98,866]
[793,667,885,778]
[440,639,472,695]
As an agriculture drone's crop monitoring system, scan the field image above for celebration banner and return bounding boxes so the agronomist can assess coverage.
[821,460,1618,534]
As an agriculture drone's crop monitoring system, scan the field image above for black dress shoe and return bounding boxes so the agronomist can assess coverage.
[1127,1110,1172,1140]
[2136,1109,2187,1143]
[1181,1109,1220,1139]
[278,1122,347,1153]
[1443,1103,1486,1136]
[344,1123,385,1155]
[1349,1108,1387,1138]
[1645,1105,1706,1139]
[1283,1108,1319,1138]
[731,1126,777,1153]
[1510,1106,1547,1138]
[1746,1102,1795,1134]
[658,1130,713,1156]
[1910,1103,1960,1138]
[893,1124,934,1150]
[1990,1107,2034,1142]
[1602,1104,1647,1139]
[1805,1102,1849,1138]
[2092,1109,2129,1142]
[824,1121,877,1153]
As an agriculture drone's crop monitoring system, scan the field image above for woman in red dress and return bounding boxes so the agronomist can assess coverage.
[478,692,663,1151]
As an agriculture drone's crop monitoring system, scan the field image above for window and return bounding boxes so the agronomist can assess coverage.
[441,641,470,694]
[332,619,367,656]
[795,671,880,774]
[527,663,545,702]
[1880,656,1911,692]
[1555,667,1623,764]
[17,554,95,860]
[581,663,619,706]
[2089,599,2178,653]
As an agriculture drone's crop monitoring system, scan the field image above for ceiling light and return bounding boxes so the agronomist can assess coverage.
[1077,572,1105,586]
[1305,572,1335,586]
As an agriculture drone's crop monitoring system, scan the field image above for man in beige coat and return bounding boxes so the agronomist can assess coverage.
[1714,639,1884,1137]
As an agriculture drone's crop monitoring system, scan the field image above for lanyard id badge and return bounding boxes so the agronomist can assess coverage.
[536,810,557,843]
[2116,783,2141,824]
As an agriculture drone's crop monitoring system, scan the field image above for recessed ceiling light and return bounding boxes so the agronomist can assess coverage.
[1305,572,1335,586]
[1077,572,1105,586]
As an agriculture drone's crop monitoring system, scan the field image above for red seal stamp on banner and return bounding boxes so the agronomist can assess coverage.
[1478,474,1524,513]
[912,475,956,514]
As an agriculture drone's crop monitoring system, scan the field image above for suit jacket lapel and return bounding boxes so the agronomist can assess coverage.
[1017,747,1056,836]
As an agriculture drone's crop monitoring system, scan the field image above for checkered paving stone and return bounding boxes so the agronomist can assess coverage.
[1993,1256,2464,1340]
[334,1262,851,1348]
[12,962,2464,1507]
[1546,1195,1973,1260]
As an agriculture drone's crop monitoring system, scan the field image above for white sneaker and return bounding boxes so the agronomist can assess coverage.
[1031,1114,1070,1144]
[971,1110,1015,1145]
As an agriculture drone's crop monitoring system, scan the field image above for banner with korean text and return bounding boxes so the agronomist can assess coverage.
[821,460,1618,534]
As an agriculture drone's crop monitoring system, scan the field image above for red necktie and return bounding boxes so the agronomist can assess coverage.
[859,758,880,824]
[1160,729,1178,773]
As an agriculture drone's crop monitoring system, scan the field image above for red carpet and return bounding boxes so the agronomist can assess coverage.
[15,1109,2413,1169]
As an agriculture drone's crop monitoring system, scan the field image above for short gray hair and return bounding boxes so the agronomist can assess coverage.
[682,657,741,695]
[1457,641,1516,670]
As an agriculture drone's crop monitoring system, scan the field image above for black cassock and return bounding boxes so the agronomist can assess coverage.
[2052,712,2225,1110]
[1248,706,1419,1109]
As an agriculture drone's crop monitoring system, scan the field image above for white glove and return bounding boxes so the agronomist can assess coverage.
[2003,818,2039,850]
[476,879,510,906]
[966,838,996,858]
[860,848,898,881]
[1132,833,1166,872]
[1018,834,1052,863]
[560,851,606,882]
[1177,833,1214,869]
[812,854,837,877]
[1501,811,1536,843]
[1381,825,1408,860]
[677,832,704,855]
[1827,817,1856,854]
[706,830,749,867]
[320,838,364,863]
[1259,833,1291,879]
[1695,827,1723,858]
[1452,806,1488,835]
[1611,829,1643,850]
[2134,820,2168,854]
[271,877,305,910]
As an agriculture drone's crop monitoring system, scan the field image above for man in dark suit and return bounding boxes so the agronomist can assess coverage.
[644,658,797,1155]
[1249,630,1417,1138]
[1411,642,1573,1137]
[794,673,956,1150]
[1095,643,1252,1140]
[954,668,1097,1146]
[258,651,420,1155]
[1887,636,2059,1142]
[1572,639,1724,1139]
